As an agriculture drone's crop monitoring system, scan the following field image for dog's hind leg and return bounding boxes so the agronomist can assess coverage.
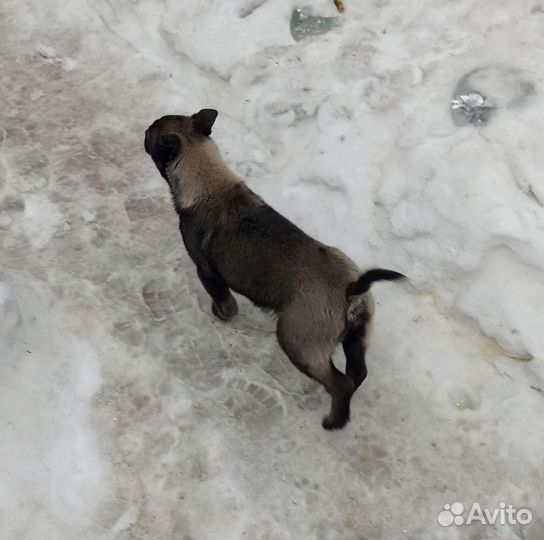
[197,266,238,322]
[277,319,354,430]
[321,359,356,430]
[342,326,367,389]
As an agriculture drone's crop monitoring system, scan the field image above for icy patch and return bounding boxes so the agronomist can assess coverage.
[451,92,495,125]
[451,65,535,126]
[290,7,339,42]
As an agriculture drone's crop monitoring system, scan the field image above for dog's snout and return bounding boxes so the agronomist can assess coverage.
[144,128,151,154]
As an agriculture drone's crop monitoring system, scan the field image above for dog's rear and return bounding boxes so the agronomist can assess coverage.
[144,110,405,430]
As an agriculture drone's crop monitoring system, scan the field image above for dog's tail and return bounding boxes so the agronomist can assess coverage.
[346,269,406,298]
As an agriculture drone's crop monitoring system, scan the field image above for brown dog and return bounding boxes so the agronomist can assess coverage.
[144,109,404,430]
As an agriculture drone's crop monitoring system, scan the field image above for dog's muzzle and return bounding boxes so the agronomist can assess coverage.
[144,128,151,154]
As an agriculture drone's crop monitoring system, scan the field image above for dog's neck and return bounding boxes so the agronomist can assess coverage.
[168,139,239,210]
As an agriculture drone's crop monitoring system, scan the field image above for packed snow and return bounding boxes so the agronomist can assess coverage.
[1,0,543,538]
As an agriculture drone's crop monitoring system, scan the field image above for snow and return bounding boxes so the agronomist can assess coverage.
[0,280,104,537]
[1,0,544,538]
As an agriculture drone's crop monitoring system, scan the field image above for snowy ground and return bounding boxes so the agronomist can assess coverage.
[1,0,544,538]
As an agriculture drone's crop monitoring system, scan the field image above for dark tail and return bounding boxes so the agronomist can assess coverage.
[346,269,406,298]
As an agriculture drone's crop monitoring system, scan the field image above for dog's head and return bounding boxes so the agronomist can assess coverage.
[144,109,218,183]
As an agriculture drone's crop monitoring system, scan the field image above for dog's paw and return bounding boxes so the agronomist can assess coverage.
[212,296,238,322]
[322,413,350,431]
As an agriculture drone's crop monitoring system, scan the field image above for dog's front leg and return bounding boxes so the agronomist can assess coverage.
[196,266,238,322]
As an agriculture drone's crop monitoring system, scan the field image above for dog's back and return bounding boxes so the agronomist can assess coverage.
[179,181,359,312]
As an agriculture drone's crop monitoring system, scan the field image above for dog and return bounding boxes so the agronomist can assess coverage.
[144,109,404,430]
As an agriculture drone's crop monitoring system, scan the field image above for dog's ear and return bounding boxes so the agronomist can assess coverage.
[192,109,218,136]
[156,133,180,162]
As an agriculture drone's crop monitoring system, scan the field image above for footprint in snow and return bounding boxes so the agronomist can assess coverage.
[222,377,286,432]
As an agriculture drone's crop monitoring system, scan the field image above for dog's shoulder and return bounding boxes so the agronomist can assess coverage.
[231,188,303,238]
